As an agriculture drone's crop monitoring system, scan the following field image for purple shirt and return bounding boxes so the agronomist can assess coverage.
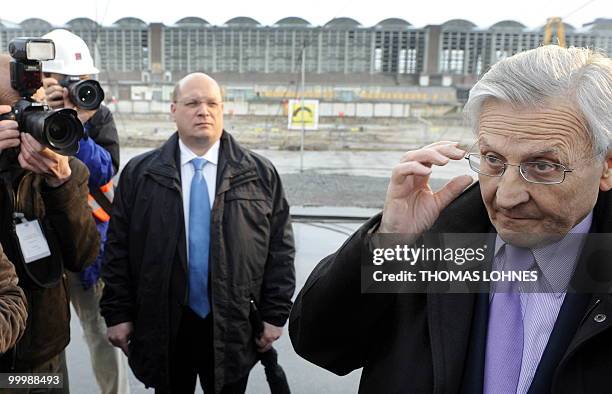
[492,212,593,394]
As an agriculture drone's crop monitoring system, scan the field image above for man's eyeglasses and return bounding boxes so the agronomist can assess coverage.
[465,154,573,185]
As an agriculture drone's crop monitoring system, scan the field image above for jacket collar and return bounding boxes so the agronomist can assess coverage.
[215,131,257,195]
[144,132,181,190]
[425,183,488,393]
[145,131,257,194]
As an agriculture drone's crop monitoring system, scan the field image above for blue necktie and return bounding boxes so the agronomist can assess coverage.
[188,158,211,318]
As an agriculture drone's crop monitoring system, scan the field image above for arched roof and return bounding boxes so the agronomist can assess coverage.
[583,18,612,31]
[376,18,411,28]
[490,20,526,30]
[324,17,362,28]
[224,17,261,26]
[275,17,311,26]
[0,19,21,29]
[441,19,477,30]
[175,17,210,26]
[19,18,53,30]
[113,17,147,27]
[66,17,99,29]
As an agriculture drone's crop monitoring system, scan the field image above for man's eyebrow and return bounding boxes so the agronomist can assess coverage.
[180,96,219,102]
[526,147,572,163]
[476,138,494,151]
[530,147,560,156]
[477,139,567,159]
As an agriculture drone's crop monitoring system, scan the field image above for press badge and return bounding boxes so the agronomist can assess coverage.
[14,216,51,264]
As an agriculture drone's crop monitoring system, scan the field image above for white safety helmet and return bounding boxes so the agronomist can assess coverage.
[41,29,99,75]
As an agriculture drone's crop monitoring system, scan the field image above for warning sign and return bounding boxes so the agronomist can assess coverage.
[288,99,319,130]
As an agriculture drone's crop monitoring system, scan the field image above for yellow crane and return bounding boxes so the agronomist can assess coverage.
[543,17,566,47]
[543,0,598,47]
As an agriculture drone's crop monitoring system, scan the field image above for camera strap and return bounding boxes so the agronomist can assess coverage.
[2,172,63,289]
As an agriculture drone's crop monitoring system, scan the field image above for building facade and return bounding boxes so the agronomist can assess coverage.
[1,16,611,104]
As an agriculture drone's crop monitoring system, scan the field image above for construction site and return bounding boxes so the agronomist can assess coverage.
[1,13,609,153]
[2,4,611,391]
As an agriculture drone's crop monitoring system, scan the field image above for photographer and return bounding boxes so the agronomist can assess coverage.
[0,51,99,393]
[39,29,127,394]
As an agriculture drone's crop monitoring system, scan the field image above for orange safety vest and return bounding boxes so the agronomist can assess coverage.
[88,180,114,222]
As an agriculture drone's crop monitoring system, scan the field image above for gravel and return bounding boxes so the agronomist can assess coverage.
[281,170,448,208]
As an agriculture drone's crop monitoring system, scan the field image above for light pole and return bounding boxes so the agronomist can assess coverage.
[300,45,306,173]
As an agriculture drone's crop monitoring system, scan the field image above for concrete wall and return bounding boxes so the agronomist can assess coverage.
[109,100,435,118]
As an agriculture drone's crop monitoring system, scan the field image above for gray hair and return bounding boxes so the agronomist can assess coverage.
[464,45,612,158]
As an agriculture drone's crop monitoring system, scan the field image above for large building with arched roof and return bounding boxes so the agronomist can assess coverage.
[0,16,610,103]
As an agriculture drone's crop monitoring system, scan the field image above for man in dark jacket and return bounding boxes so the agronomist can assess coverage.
[290,46,612,393]
[41,29,128,394]
[0,54,99,392]
[101,73,295,394]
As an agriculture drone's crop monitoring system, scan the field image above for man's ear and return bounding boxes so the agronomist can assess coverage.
[170,102,176,119]
[600,155,612,191]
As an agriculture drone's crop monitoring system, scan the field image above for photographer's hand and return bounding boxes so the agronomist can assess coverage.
[43,77,97,124]
[42,77,64,109]
[18,133,71,187]
[0,105,20,151]
[378,141,473,235]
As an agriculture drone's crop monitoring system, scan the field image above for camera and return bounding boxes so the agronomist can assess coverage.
[59,76,105,110]
[1,38,83,156]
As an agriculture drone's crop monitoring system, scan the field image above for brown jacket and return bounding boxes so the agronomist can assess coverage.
[0,156,99,369]
[0,244,27,354]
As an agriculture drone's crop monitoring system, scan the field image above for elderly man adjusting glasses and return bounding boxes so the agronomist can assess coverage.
[289,45,612,394]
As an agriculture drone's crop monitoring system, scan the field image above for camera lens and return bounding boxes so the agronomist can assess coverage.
[47,117,70,141]
[17,102,84,156]
[69,80,105,110]
[77,84,97,106]
[43,110,84,155]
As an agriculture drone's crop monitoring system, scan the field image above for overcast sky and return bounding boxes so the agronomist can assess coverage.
[5,0,611,28]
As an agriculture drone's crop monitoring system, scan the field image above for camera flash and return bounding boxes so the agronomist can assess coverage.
[26,41,55,61]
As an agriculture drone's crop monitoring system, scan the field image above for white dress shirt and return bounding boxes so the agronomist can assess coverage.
[179,138,219,257]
